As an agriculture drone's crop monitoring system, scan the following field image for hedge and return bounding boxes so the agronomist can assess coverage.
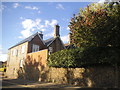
[47,47,120,68]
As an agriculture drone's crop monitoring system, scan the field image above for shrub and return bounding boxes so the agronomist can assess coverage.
[47,47,120,68]
[48,48,84,68]
[69,3,120,48]
[80,47,120,66]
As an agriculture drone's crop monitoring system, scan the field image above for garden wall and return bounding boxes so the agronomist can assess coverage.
[17,50,120,88]
[40,66,120,88]
[17,49,48,80]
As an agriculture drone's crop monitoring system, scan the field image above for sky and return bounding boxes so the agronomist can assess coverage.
[1,0,108,62]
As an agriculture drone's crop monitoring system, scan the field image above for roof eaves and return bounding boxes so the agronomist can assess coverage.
[8,32,38,50]
[37,33,46,45]
[8,41,29,50]
[46,38,56,47]
[46,36,66,49]
[57,37,66,49]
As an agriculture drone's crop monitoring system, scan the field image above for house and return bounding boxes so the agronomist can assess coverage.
[6,25,65,78]
[64,33,75,49]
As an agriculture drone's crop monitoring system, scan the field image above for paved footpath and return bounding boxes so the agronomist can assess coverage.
[1,79,120,90]
[1,77,82,89]
[1,73,120,90]
[0,72,83,89]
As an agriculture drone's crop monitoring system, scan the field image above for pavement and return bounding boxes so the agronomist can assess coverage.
[2,78,73,88]
[0,72,82,89]
[0,72,120,90]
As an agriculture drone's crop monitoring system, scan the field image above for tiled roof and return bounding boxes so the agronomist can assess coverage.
[9,32,43,49]
[44,37,55,46]
[9,32,55,49]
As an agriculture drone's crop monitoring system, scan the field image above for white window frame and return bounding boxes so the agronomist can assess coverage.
[12,50,14,56]
[21,45,25,54]
[32,44,40,52]
[20,60,23,68]
[12,49,16,56]
[16,49,18,56]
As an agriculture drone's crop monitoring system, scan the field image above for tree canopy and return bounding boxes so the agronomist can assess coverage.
[69,3,120,48]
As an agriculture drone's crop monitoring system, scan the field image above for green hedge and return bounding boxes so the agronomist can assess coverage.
[47,47,120,68]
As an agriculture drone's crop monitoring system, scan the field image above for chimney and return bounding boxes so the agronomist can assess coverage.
[68,33,71,45]
[54,24,60,38]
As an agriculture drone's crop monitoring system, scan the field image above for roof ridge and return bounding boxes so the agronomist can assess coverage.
[9,32,42,49]
[44,37,54,42]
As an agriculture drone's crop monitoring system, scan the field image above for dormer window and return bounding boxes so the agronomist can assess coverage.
[32,44,40,52]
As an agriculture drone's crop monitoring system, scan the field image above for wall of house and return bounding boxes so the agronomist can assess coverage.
[28,35,46,53]
[17,49,48,81]
[49,37,65,53]
[6,42,28,78]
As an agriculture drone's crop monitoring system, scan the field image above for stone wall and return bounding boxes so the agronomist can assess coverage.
[49,37,65,53]
[40,66,120,88]
[6,42,28,79]
[14,49,120,88]
[28,35,47,53]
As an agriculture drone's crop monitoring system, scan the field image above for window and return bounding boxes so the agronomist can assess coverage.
[11,50,14,56]
[16,49,18,56]
[22,45,25,53]
[32,44,40,52]
[12,49,16,56]
[20,60,23,68]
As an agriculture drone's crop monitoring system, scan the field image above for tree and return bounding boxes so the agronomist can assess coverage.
[69,3,120,48]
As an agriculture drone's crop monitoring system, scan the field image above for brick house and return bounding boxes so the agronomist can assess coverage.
[6,25,65,78]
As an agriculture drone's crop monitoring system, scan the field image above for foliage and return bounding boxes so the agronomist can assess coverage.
[48,3,120,68]
[80,47,120,66]
[69,3,120,48]
[47,48,84,68]
[47,47,120,68]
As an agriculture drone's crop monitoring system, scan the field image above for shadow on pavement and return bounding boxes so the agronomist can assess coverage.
[2,78,37,87]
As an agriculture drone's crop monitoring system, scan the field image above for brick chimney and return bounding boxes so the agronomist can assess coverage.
[68,33,71,45]
[54,24,60,38]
